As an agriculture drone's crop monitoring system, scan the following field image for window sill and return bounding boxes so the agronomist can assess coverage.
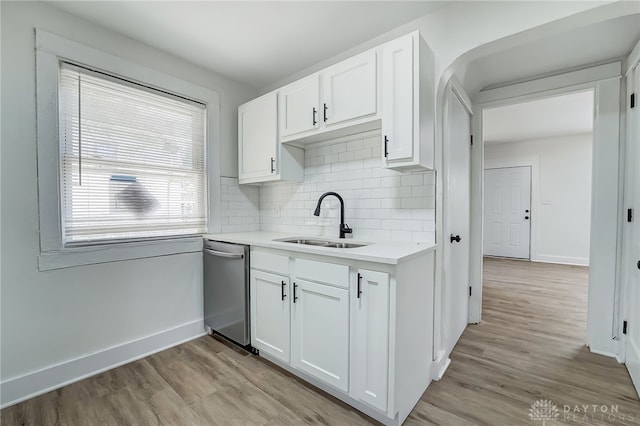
[38,237,204,271]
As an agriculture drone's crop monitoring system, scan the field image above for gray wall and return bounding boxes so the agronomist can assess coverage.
[0,0,255,383]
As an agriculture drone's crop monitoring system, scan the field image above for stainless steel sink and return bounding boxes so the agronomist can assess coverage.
[275,238,368,249]
[323,242,367,248]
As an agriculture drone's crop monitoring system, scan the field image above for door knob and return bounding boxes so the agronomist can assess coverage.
[637,260,640,270]
[450,234,461,243]
[524,216,530,220]
[525,209,529,213]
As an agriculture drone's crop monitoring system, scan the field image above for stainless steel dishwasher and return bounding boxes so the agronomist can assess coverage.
[203,239,250,347]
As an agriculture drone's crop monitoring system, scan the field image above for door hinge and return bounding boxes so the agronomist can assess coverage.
[623,320,628,335]
[470,134,474,147]
[631,93,636,109]
[469,286,472,297]
[628,208,633,223]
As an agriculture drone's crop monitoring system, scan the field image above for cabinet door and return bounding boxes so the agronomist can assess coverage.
[322,51,377,127]
[250,269,290,363]
[381,35,414,162]
[238,93,278,181]
[280,75,320,138]
[352,269,390,412]
[291,279,349,392]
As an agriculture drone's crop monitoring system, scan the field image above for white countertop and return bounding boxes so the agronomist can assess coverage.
[203,231,436,265]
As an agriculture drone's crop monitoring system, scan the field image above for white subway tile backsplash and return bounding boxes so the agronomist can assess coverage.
[391,230,413,242]
[331,143,347,154]
[220,177,260,233]
[400,174,424,187]
[219,132,435,243]
[354,148,372,160]
[258,132,436,243]
[363,136,379,149]
[347,140,364,151]
[324,153,339,164]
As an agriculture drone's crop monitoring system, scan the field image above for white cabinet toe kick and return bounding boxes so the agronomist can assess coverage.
[249,247,435,425]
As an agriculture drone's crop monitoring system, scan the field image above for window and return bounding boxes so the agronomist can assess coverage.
[58,63,207,245]
[35,29,221,270]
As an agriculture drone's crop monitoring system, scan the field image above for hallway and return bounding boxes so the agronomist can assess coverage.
[411,258,640,425]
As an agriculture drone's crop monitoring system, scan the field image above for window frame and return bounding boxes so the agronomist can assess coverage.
[35,29,221,270]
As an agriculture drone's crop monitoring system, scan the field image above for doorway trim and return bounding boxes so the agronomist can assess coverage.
[469,62,622,358]
[432,76,473,379]
[484,161,537,261]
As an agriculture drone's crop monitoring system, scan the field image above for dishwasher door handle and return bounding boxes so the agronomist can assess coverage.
[204,249,244,259]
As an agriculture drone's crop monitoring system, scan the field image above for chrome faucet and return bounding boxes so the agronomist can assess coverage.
[313,192,352,239]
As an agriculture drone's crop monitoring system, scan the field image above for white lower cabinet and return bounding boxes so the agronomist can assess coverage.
[351,269,390,412]
[291,279,350,391]
[250,269,290,363]
[250,248,435,426]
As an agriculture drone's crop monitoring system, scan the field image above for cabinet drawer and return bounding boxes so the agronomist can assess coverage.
[294,259,349,288]
[251,251,289,275]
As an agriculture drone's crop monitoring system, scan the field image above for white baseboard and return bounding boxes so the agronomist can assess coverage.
[1,319,205,409]
[625,339,640,398]
[533,255,589,266]
[588,347,618,359]
[431,352,451,381]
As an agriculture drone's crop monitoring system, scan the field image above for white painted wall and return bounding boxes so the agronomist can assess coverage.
[259,131,436,244]
[262,1,625,95]
[485,134,593,266]
[0,1,255,406]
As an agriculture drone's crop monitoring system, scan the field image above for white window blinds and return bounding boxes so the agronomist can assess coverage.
[59,62,207,245]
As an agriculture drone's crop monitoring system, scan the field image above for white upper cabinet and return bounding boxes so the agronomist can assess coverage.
[279,51,380,145]
[322,51,377,127]
[381,35,414,161]
[239,31,434,176]
[238,92,278,182]
[279,75,320,138]
[239,92,304,185]
[380,31,435,171]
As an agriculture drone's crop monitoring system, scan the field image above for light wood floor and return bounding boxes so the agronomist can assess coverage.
[3,258,639,425]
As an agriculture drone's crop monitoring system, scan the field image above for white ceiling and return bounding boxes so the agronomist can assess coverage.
[483,91,594,144]
[48,1,449,89]
[463,13,640,97]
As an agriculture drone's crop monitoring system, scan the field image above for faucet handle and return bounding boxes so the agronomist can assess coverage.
[341,224,352,235]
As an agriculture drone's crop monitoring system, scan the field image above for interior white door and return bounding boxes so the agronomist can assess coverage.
[483,166,532,259]
[443,88,471,354]
[322,51,377,127]
[291,279,350,392]
[625,63,640,397]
